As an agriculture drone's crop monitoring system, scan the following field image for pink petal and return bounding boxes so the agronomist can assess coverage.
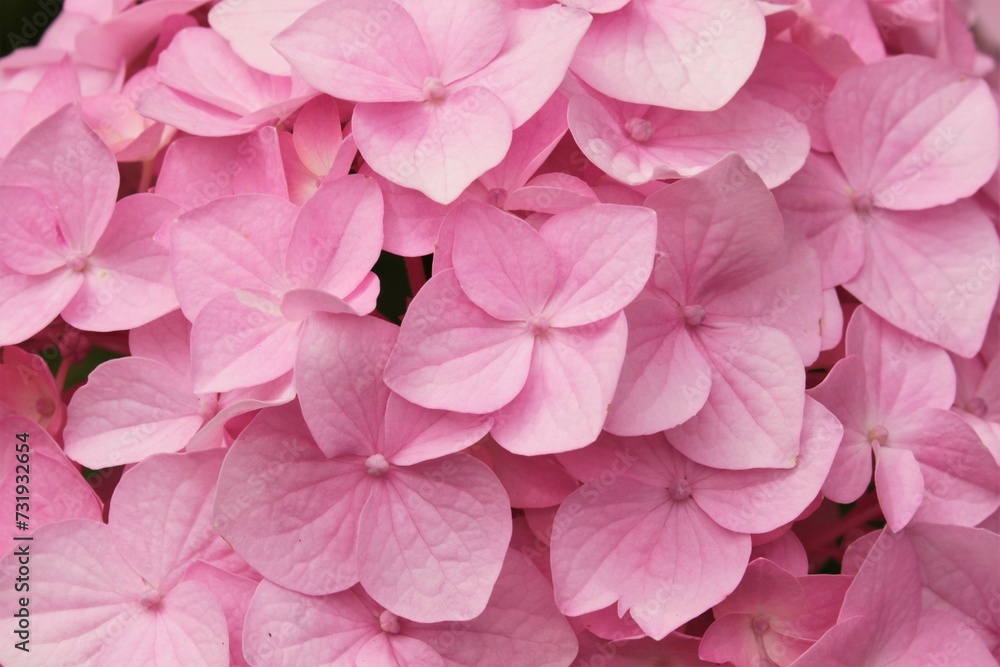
[477,437,579,508]
[356,633,444,667]
[503,173,599,214]
[182,562,258,667]
[155,128,288,211]
[0,265,83,346]
[492,313,627,455]
[826,55,1000,210]
[171,194,298,321]
[874,445,926,532]
[284,174,383,294]
[807,355,875,504]
[406,550,579,666]
[208,0,326,76]
[893,608,997,666]
[845,305,958,415]
[273,0,432,102]
[0,103,118,252]
[843,203,1000,357]
[452,202,557,321]
[63,357,201,468]
[357,454,512,622]
[646,153,788,302]
[214,403,370,594]
[96,579,230,667]
[109,450,230,590]
[455,4,591,126]
[189,290,301,393]
[129,310,193,377]
[540,203,656,327]
[65,193,182,331]
[383,394,492,465]
[694,397,842,534]
[0,416,102,539]
[896,409,1000,527]
[384,270,534,413]
[772,151,867,288]
[606,296,712,435]
[569,90,809,187]
[296,313,396,458]
[401,0,506,85]
[368,166,453,256]
[571,0,765,110]
[669,325,805,470]
[0,520,147,667]
[290,95,345,176]
[352,89,513,204]
[0,184,67,275]
[550,477,751,640]
[242,582,377,665]
[480,91,569,194]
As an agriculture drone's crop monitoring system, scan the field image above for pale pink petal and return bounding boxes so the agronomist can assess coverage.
[189,290,301,393]
[384,270,534,413]
[807,355,875,504]
[65,193,182,331]
[296,313,396,458]
[284,174,383,293]
[478,437,579,508]
[291,94,344,175]
[875,444,926,532]
[843,203,1000,357]
[213,403,370,594]
[694,397,842,534]
[155,128,288,211]
[367,166,452,256]
[826,55,1000,210]
[772,151,867,288]
[273,0,432,102]
[401,0,506,85]
[109,450,230,590]
[809,0,886,63]
[896,409,1000,527]
[540,203,656,327]
[669,325,805,470]
[454,4,591,126]
[279,288,358,320]
[571,0,765,111]
[844,306,958,416]
[137,83,269,137]
[208,0,326,76]
[356,633,444,667]
[452,201,557,321]
[0,103,118,252]
[503,173,599,214]
[0,185,67,275]
[63,357,200,468]
[96,579,230,667]
[129,310,193,376]
[357,455,511,622]
[492,313,627,455]
[893,608,997,666]
[559,0,630,11]
[383,394,492,465]
[0,520,147,667]
[569,90,809,187]
[171,194,298,321]
[750,531,809,577]
[352,89,513,204]
[480,91,569,193]
[242,582,377,666]
[646,153,788,302]
[406,550,579,666]
[182,561,258,667]
[605,296,712,436]
[0,265,83,346]
[0,416,102,540]
[550,478,751,640]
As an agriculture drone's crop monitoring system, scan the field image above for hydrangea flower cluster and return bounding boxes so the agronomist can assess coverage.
[0,0,998,665]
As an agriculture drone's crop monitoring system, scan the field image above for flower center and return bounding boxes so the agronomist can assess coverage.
[683,304,706,327]
[488,188,508,209]
[851,192,877,221]
[139,586,163,609]
[669,479,692,501]
[526,315,550,336]
[365,453,390,477]
[65,251,89,272]
[869,425,889,447]
[380,610,401,634]
[752,616,770,635]
[197,394,220,421]
[624,117,655,143]
[422,77,447,101]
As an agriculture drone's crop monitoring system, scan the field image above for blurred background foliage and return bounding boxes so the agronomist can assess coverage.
[1,0,63,57]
